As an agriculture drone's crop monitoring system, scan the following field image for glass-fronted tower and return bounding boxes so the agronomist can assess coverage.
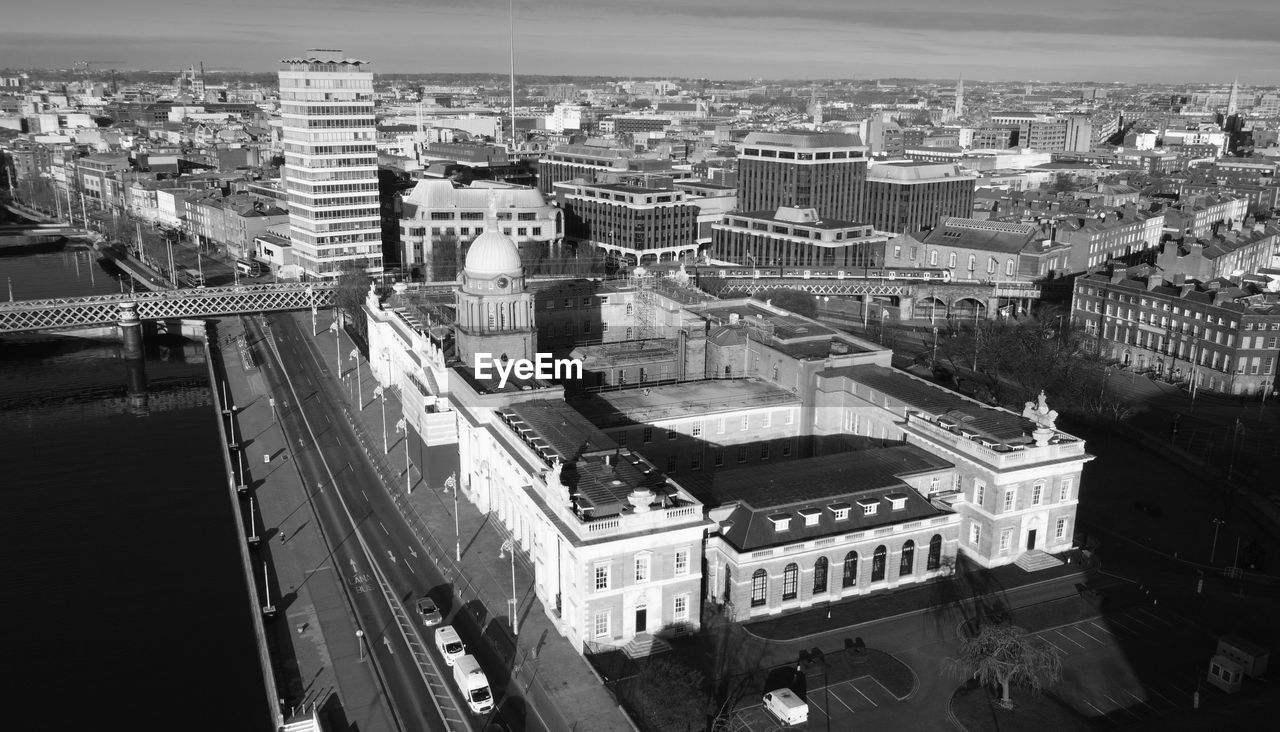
[278,50,382,278]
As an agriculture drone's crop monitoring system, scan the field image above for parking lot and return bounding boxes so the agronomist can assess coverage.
[723,675,904,730]
[1032,604,1213,728]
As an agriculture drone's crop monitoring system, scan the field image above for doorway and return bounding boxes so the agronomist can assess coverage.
[1026,529,1037,551]
[635,606,647,633]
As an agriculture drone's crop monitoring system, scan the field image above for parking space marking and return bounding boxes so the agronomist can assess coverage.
[1125,689,1155,710]
[1145,685,1179,707]
[1056,629,1087,648]
[1089,620,1119,636]
[1106,616,1142,635]
[1104,694,1144,720]
[827,686,857,714]
[1085,699,1108,717]
[1121,612,1158,631]
[1073,624,1103,644]
[849,681,879,707]
[1135,607,1175,627]
[806,695,829,720]
[1038,634,1066,653]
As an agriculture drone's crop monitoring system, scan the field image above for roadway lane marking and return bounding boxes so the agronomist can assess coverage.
[379,521,388,534]
[1055,629,1087,648]
[362,489,369,500]
[406,563,415,574]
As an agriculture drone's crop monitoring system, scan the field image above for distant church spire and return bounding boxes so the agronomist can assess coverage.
[955,75,964,118]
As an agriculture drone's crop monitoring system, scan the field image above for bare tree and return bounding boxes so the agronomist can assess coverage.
[946,623,1063,709]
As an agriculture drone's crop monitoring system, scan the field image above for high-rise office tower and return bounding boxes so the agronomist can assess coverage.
[1227,78,1239,116]
[736,131,868,222]
[955,76,964,118]
[278,50,382,278]
[863,162,974,234]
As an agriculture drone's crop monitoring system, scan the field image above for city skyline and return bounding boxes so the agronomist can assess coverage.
[2,0,1279,84]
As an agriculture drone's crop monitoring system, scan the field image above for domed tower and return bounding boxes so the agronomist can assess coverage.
[453,193,537,369]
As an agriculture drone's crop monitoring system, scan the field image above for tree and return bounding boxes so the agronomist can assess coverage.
[753,288,817,319]
[628,98,652,110]
[618,655,711,732]
[333,262,373,330]
[947,623,1063,709]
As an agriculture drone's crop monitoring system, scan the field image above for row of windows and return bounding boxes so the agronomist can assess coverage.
[633,411,795,445]
[594,548,690,591]
[402,226,545,239]
[973,477,1073,511]
[971,518,1070,550]
[749,537,943,607]
[283,143,376,155]
[280,104,373,116]
[593,594,689,638]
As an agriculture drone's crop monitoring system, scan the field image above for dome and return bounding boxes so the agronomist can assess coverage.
[464,229,522,276]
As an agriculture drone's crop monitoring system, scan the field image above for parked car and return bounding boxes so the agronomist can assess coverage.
[435,625,466,667]
[416,596,442,626]
[763,688,808,726]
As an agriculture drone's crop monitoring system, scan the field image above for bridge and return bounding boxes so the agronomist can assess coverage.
[0,282,339,334]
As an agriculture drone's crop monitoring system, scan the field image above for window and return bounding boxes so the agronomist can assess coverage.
[860,500,878,516]
[616,430,627,446]
[1058,478,1072,502]
[667,428,678,441]
[842,551,858,587]
[763,412,772,428]
[740,415,749,431]
[970,522,982,547]
[782,441,792,457]
[929,250,938,266]
[692,422,702,437]
[1032,483,1043,506]
[673,595,689,623]
[718,418,726,434]
[750,569,767,607]
[832,506,850,521]
[666,455,677,473]
[1056,518,1068,540]
[801,510,820,527]
[760,443,770,460]
[900,540,915,576]
[782,563,799,601]
[948,252,957,268]
[594,611,611,638]
[927,534,942,571]
[737,445,748,463]
[635,554,650,583]
[1003,489,1016,512]
[871,546,887,582]
[813,557,829,594]
[714,451,724,467]
[974,481,985,506]
[1000,529,1012,553]
[643,426,653,443]
[690,454,702,471]
[785,410,794,426]
[594,563,610,591]
[674,549,689,576]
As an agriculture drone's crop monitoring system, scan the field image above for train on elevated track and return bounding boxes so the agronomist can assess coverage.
[689,265,953,283]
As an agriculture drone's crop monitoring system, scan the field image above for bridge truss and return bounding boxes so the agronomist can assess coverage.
[722,278,911,297]
[0,283,338,334]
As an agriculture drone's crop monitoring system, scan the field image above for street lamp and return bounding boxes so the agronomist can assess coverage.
[932,326,939,365]
[306,284,317,336]
[499,538,519,636]
[373,386,388,454]
[349,348,363,408]
[1210,518,1226,564]
[329,320,341,376]
[356,629,365,661]
[443,472,460,562]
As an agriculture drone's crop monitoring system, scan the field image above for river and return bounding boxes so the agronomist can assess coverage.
[0,207,272,730]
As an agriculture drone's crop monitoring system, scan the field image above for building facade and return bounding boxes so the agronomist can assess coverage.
[278,50,382,278]
[735,131,868,222]
[709,206,883,268]
[555,181,701,266]
[863,162,975,234]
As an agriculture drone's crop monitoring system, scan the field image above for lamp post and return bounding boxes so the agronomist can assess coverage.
[356,629,365,661]
[932,326,939,366]
[306,284,316,336]
[329,320,341,376]
[443,472,460,562]
[396,419,411,494]
[499,538,519,636]
[1210,518,1226,564]
[349,348,363,408]
[374,385,387,454]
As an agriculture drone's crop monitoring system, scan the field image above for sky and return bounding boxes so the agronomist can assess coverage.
[2,0,1279,84]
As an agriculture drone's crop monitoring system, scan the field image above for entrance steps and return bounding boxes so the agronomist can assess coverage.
[622,633,672,659]
[1015,549,1064,573]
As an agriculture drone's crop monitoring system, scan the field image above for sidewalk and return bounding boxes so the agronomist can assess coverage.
[216,316,397,732]
[295,310,636,732]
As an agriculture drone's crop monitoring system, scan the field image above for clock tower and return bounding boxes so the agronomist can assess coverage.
[453,196,537,370]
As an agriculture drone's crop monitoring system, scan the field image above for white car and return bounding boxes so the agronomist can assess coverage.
[434,625,466,666]
[763,688,809,726]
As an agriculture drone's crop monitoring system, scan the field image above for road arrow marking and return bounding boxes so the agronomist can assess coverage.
[387,550,397,563]
[408,547,417,558]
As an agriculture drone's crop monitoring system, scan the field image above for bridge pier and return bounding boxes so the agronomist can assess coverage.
[118,302,143,360]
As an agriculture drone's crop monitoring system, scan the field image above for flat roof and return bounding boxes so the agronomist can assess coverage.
[571,378,801,428]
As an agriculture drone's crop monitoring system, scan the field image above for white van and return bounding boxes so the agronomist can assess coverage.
[434,625,466,666]
[763,688,809,726]
[452,654,494,714]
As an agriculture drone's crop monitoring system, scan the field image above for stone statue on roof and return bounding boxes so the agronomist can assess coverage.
[1022,390,1058,432]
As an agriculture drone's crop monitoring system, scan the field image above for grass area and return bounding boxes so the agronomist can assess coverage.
[950,681,1091,732]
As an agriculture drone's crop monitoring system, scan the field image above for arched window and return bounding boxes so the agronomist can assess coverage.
[929,250,938,266]
[927,534,943,571]
[750,569,767,607]
[948,252,957,269]
[782,563,799,601]
[872,545,887,582]
[900,540,915,576]
[842,551,858,588]
[723,566,733,601]
[1006,259,1015,277]
[987,257,997,274]
[967,254,976,272]
[813,557,829,594]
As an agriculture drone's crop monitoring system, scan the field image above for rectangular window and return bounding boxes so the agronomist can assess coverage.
[974,481,985,506]
[674,595,689,623]
[690,454,702,471]
[594,564,610,591]
[737,445,748,463]
[692,422,702,437]
[635,554,650,583]
[785,410,794,426]
[1003,489,1015,512]
[970,523,982,546]
[740,415,749,431]
[674,549,689,576]
[667,428,678,441]
[666,455,677,473]
[782,441,792,457]
[760,443,770,460]
[763,412,772,428]
[594,611,610,638]
[782,568,798,601]
[1000,530,1012,553]
[714,451,724,467]
[643,426,653,443]
[1059,478,1072,502]
[1055,518,1068,540]
[616,431,627,447]
[718,418,726,434]
[1032,483,1043,506]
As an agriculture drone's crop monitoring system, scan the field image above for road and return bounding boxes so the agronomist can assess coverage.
[248,313,474,731]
